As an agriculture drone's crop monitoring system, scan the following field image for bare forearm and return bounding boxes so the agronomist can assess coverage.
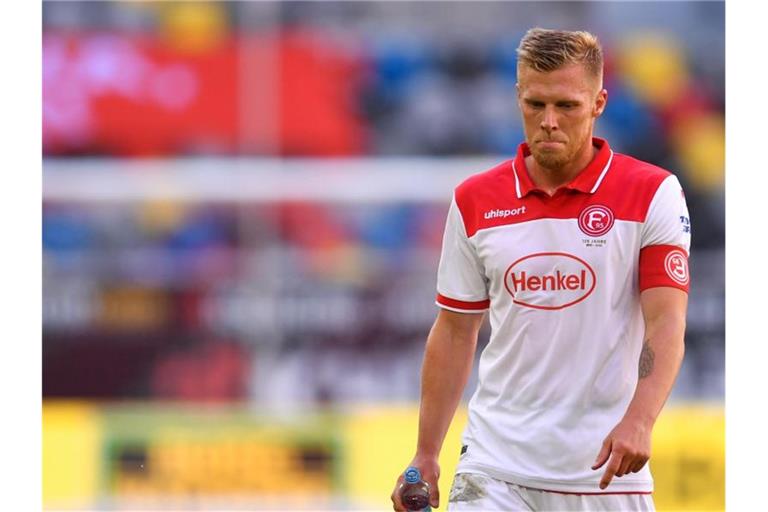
[623,312,686,427]
[416,314,480,458]
[593,288,688,489]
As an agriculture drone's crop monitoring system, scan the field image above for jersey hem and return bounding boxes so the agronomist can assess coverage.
[455,462,654,494]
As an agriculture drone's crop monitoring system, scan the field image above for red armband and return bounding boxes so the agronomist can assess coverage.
[639,245,690,292]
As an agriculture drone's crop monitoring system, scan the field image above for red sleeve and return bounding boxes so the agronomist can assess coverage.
[639,245,690,293]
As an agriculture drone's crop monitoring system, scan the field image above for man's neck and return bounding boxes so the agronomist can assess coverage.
[525,141,597,196]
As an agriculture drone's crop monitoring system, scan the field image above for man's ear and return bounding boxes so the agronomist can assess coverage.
[594,88,608,117]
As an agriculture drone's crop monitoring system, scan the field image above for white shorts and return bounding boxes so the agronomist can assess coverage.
[447,473,655,512]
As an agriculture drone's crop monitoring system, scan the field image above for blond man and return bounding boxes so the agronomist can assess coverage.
[391,28,690,511]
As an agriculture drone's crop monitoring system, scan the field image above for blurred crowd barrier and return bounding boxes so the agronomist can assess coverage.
[43,159,725,405]
[43,401,724,511]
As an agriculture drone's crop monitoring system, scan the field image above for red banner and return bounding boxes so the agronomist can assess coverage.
[43,31,366,156]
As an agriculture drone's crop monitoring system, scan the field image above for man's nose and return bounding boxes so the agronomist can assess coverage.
[540,106,558,132]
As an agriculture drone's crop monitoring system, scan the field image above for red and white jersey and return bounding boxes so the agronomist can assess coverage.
[436,138,690,493]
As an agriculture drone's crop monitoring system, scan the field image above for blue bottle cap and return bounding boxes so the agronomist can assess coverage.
[404,467,421,484]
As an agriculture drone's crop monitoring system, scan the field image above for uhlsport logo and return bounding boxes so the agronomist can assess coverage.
[664,249,689,285]
[484,206,527,220]
[578,205,615,237]
[504,252,596,310]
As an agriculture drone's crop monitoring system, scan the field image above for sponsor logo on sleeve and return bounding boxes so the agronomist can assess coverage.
[664,250,689,285]
[504,252,596,310]
[578,205,615,237]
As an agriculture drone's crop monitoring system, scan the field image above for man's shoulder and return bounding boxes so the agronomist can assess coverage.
[449,160,516,235]
[454,159,515,202]
[598,152,682,222]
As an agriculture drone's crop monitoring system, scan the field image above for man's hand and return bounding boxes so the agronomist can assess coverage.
[390,455,440,511]
[591,416,652,490]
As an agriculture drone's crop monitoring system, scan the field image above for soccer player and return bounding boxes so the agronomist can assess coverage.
[390,28,690,511]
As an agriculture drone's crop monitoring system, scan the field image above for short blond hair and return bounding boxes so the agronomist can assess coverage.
[517,28,603,80]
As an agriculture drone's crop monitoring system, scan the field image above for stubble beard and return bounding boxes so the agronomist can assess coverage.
[531,148,570,172]
[531,130,591,173]
[531,146,573,172]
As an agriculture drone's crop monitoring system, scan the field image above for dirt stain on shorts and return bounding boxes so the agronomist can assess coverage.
[448,473,488,503]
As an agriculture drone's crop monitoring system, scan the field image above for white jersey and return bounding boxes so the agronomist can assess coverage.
[436,138,691,494]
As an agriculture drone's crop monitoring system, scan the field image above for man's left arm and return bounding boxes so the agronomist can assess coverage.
[592,286,688,489]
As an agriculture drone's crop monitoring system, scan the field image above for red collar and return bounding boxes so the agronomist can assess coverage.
[511,137,614,198]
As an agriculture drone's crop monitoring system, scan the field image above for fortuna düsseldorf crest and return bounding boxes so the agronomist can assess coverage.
[664,250,690,285]
[578,205,615,237]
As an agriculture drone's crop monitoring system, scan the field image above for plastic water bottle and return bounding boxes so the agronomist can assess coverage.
[401,466,431,512]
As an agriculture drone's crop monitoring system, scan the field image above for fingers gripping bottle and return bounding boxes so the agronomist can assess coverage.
[401,467,431,512]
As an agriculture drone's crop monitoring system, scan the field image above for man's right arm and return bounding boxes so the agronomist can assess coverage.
[391,308,484,511]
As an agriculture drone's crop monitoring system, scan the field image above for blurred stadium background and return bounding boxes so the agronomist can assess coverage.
[42,1,724,510]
